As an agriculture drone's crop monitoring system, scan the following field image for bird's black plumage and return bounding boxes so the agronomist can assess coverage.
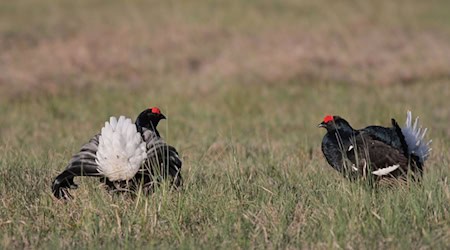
[360,119,407,155]
[319,115,423,181]
[135,107,166,137]
[359,118,422,172]
[319,116,356,173]
[51,107,182,199]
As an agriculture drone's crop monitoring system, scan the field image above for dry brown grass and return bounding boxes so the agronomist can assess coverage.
[198,27,450,85]
[2,26,449,92]
[0,0,449,98]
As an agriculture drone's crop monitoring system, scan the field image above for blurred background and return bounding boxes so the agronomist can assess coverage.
[1,0,449,96]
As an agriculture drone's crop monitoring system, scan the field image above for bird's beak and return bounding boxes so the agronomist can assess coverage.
[160,114,166,120]
[318,122,326,128]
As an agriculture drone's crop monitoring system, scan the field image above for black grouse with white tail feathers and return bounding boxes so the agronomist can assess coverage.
[52,107,182,199]
[319,112,431,181]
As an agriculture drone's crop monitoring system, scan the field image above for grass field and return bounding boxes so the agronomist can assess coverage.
[1,0,450,249]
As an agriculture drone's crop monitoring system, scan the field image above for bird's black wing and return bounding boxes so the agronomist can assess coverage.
[347,134,409,178]
[51,134,102,199]
[132,129,183,193]
[361,124,399,149]
[360,118,411,155]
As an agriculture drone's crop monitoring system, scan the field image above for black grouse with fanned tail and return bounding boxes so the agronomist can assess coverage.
[318,112,431,181]
[52,107,182,199]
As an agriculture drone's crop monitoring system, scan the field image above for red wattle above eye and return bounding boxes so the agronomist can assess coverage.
[323,115,334,123]
[151,107,161,114]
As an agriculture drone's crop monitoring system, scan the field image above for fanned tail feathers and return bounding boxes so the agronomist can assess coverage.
[96,116,147,181]
[401,111,432,163]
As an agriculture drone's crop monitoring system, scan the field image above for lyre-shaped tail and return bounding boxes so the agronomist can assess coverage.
[401,111,432,163]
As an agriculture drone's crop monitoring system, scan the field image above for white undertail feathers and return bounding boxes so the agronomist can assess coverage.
[401,111,432,163]
[96,116,147,181]
[372,164,400,176]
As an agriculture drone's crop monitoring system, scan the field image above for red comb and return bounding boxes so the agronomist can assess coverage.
[150,107,161,114]
[323,115,334,123]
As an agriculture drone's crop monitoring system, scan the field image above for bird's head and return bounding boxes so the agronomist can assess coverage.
[135,107,166,133]
[318,115,353,132]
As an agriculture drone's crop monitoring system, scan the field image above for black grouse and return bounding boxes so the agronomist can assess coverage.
[319,111,431,181]
[52,107,182,199]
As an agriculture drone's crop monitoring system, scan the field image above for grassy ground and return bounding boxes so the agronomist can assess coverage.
[0,0,449,249]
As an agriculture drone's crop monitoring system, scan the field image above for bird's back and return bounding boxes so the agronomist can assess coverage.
[360,123,404,153]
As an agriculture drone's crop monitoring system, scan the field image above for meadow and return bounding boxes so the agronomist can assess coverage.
[0,0,449,249]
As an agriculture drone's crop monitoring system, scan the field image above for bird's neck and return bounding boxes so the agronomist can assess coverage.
[322,127,356,173]
[136,123,160,137]
[326,125,357,151]
[322,133,345,172]
[135,115,161,138]
[328,124,355,135]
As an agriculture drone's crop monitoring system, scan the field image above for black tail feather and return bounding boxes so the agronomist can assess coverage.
[52,164,100,199]
[391,118,423,174]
